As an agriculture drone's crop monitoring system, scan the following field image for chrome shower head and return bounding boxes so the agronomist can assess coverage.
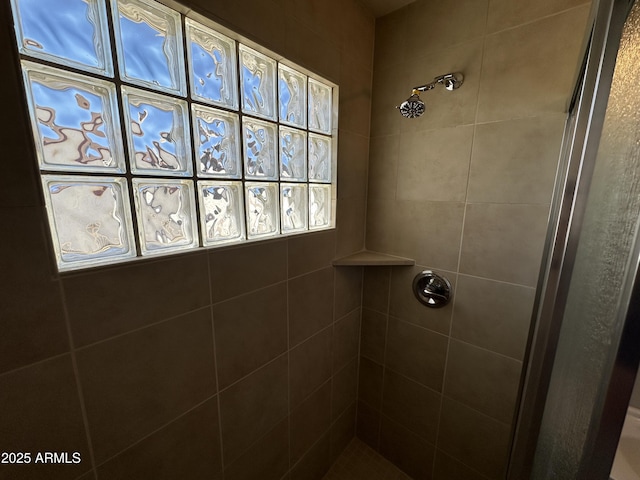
[397,72,464,118]
[398,91,426,118]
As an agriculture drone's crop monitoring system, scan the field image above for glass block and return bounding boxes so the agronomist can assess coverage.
[198,181,245,246]
[281,183,308,234]
[245,182,279,238]
[239,44,277,120]
[278,64,307,128]
[21,61,125,173]
[42,175,135,271]
[186,18,238,110]
[192,104,241,178]
[308,133,332,183]
[10,0,113,77]
[309,184,332,230]
[243,117,278,180]
[112,0,186,96]
[308,78,332,134]
[279,127,307,181]
[132,179,198,255]
[122,86,192,176]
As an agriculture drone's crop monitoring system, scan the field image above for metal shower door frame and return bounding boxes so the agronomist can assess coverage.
[506,0,640,478]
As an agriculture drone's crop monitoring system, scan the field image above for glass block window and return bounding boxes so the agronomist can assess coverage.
[10,0,337,271]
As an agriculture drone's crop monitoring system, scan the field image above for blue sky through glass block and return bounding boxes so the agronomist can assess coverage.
[120,16,172,88]
[279,78,291,120]
[191,43,225,102]
[18,0,101,68]
[31,82,109,153]
[128,101,176,157]
[242,66,265,113]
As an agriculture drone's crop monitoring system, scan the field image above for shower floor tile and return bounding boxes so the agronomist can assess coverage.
[323,437,412,480]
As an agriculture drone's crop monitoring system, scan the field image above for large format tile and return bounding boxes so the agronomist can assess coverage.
[385,317,448,392]
[459,203,549,286]
[367,135,399,201]
[290,381,332,463]
[467,114,565,204]
[213,283,287,389]
[358,356,384,410]
[337,121,368,194]
[219,355,288,465]
[190,0,286,55]
[330,403,357,463]
[65,252,210,347]
[209,239,287,303]
[224,419,289,480]
[382,370,440,443]
[332,359,358,420]
[391,203,465,272]
[360,308,387,364]
[334,266,363,319]
[369,63,410,138]
[97,399,222,480]
[339,0,375,71]
[443,340,522,424]
[487,0,589,33]
[336,195,368,258]
[0,39,40,208]
[404,0,488,58]
[477,6,591,123]
[379,417,435,480]
[438,399,511,479]
[365,196,397,254]
[0,356,91,480]
[373,7,408,69]
[288,230,336,278]
[362,267,391,313]
[284,15,341,82]
[290,328,333,408]
[332,309,360,372]
[76,309,217,464]
[396,126,474,203]
[433,450,490,480]
[289,267,335,346]
[452,275,535,360]
[0,207,68,374]
[356,400,381,449]
[291,431,332,480]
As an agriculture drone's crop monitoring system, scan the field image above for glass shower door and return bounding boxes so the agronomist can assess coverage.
[509,0,640,478]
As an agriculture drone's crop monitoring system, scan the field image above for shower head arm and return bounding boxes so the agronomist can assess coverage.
[413,72,464,93]
[412,83,437,93]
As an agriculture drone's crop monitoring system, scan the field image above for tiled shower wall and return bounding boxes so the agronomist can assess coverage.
[0,0,374,479]
[360,0,592,479]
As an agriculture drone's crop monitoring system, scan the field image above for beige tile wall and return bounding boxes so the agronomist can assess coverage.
[359,0,591,478]
[0,0,374,479]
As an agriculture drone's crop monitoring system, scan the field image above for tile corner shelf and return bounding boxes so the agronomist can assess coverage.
[332,250,415,266]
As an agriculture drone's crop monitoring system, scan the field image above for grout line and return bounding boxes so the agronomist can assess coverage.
[217,350,288,395]
[375,266,393,451]
[91,394,219,470]
[73,304,212,351]
[57,280,99,479]
[328,266,338,461]
[286,239,292,474]
[0,351,70,379]
[486,3,592,37]
[206,251,226,474]
[289,320,335,352]
[435,447,494,480]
